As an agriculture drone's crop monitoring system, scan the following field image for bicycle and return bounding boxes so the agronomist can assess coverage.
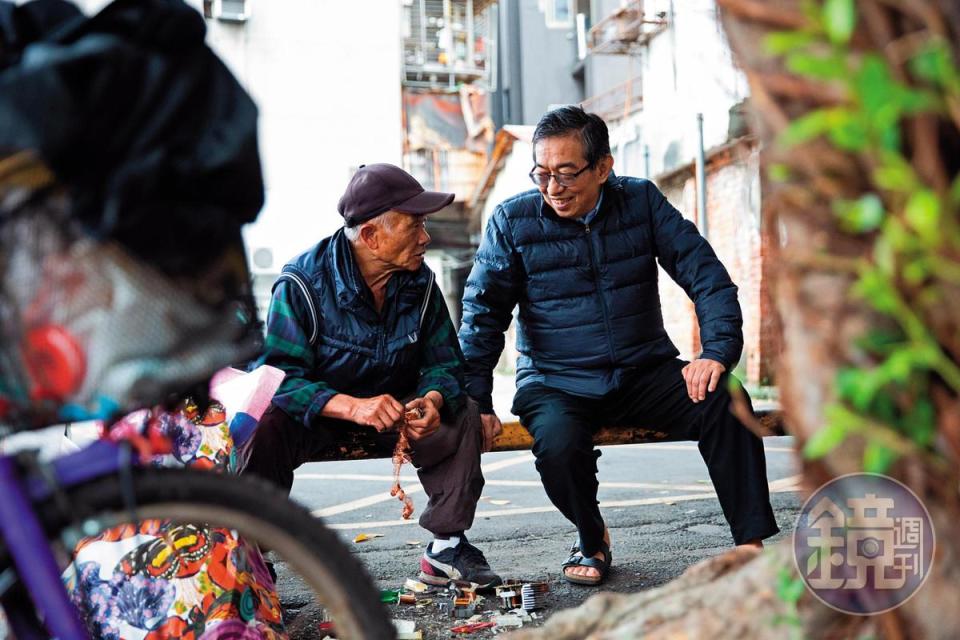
[0,1,395,637]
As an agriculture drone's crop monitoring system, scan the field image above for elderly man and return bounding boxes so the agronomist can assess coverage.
[459,106,779,586]
[245,163,500,589]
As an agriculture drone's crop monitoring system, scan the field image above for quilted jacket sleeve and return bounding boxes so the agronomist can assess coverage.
[458,206,522,413]
[646,182,744,369]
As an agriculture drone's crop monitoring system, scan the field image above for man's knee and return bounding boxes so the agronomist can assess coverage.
[531,421,596,473]
[698,377,759,438]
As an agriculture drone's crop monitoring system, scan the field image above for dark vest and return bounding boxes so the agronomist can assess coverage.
[276,229,434,400]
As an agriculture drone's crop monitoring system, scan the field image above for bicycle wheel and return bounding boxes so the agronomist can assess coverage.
[13,467,396,640]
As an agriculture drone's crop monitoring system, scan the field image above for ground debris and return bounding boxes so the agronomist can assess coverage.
[353,532,384,543]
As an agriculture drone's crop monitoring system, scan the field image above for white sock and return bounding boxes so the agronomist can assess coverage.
[431,536,461,553]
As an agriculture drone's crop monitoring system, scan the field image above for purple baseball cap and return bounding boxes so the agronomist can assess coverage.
[337,163,455,227]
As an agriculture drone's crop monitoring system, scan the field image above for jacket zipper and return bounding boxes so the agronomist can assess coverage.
[584,223,617,363]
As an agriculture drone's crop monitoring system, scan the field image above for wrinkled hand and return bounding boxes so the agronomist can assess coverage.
[349,394,404,431]
[480,413,503,453]
[681,359,726,403]
[404,394,441,441]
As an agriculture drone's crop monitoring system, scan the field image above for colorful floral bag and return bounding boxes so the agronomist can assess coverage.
[64,366,286,640]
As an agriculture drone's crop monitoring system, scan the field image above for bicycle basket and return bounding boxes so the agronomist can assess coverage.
[0,153,259,431]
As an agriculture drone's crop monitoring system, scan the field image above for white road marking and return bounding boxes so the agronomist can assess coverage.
[298,473,718,493]
[627,443,794,453]
[324,481,801,530]
[309,452,534,518]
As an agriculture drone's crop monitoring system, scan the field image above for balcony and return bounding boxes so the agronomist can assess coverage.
[404,148,486,204]
[581,76,643,123]
[402,0,497,89]
[587,0,668,56]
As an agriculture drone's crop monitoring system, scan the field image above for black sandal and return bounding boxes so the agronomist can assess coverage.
[561,539,612,586]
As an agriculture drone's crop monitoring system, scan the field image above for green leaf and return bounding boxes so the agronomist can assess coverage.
[825,403,868,432]
[878,121,901,152]
[854,268,899,314]
[896,87,941,114]
[834,193,884,232]
[902,396,936,445]
[783,575,806,602]
[806,548,820,576]
[879,349,916,384]
[909,39,960,91]
[863,441,898,473]
[871,389,898,424]
[904,190,941,246]
[873,152,918,192]
[765,30,817,55]
[768,163,791,182]
[880,217,919,253]
[779,109,832,146]
[823,0,856,44]
[836,367,863,399]
[855,56,894,115]
[855,329,905,354]
[826,111,870,151]
[903,258,929,285]
[786,51,847,80]
[911,41,949,84]
[804,420,849,458]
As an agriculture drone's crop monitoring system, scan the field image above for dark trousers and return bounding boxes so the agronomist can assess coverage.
[511,359,780,557]
[243,400,486,536]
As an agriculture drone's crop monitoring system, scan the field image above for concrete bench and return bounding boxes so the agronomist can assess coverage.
[306,410,785,462]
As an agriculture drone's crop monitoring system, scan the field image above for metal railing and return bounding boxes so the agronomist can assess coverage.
[402,0,497,88]
[581,76,644,123]
[587,0,668,55]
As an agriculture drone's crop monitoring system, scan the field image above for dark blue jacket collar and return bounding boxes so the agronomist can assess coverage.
[536,172,624,222]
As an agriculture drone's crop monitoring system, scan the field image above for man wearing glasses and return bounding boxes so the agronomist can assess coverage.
[458,106,778,586]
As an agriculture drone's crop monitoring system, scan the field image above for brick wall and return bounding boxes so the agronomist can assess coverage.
[655,140,776,386]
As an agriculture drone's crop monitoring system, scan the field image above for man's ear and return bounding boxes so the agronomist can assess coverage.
[359,223,380,250]
[597,154,614,182]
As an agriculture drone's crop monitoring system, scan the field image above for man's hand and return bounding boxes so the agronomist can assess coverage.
[404,392,442,441]
[681,359,726,403]
[348,394,405,431]
[480,413,503,453]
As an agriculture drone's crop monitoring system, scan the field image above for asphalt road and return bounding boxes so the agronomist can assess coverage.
[287,434,802,638]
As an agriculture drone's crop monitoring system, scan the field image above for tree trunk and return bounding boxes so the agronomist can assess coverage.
[509,1,960,638]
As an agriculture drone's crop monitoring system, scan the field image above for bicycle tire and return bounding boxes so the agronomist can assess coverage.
[21,467,397,640]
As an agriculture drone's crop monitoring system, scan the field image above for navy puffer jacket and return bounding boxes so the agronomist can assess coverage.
[458,175,743,413]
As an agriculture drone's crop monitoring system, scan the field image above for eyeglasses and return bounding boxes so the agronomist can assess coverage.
[528,164,592,188]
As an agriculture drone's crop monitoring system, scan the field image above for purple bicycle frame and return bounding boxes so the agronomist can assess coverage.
[0,438,133,639]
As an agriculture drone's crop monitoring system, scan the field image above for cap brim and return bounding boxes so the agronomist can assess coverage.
[393,189,455,215]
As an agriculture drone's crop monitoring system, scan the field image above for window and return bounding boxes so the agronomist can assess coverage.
[545,0,574,29]
[205,0,248,23]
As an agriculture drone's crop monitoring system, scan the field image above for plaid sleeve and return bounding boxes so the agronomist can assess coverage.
[260,281,338,428]
[416,282,466,416]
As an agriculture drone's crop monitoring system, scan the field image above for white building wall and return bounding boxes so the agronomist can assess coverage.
[200,1,404,269]
[602,0,749,178]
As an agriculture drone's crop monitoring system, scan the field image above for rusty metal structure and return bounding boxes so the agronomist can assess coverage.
[586,0,668,56]
[580,74,644,123]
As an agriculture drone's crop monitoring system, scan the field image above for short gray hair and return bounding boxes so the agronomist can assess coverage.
[343,210,397,242]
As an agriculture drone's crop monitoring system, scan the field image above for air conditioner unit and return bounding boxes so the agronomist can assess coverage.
[214,0,249,23]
